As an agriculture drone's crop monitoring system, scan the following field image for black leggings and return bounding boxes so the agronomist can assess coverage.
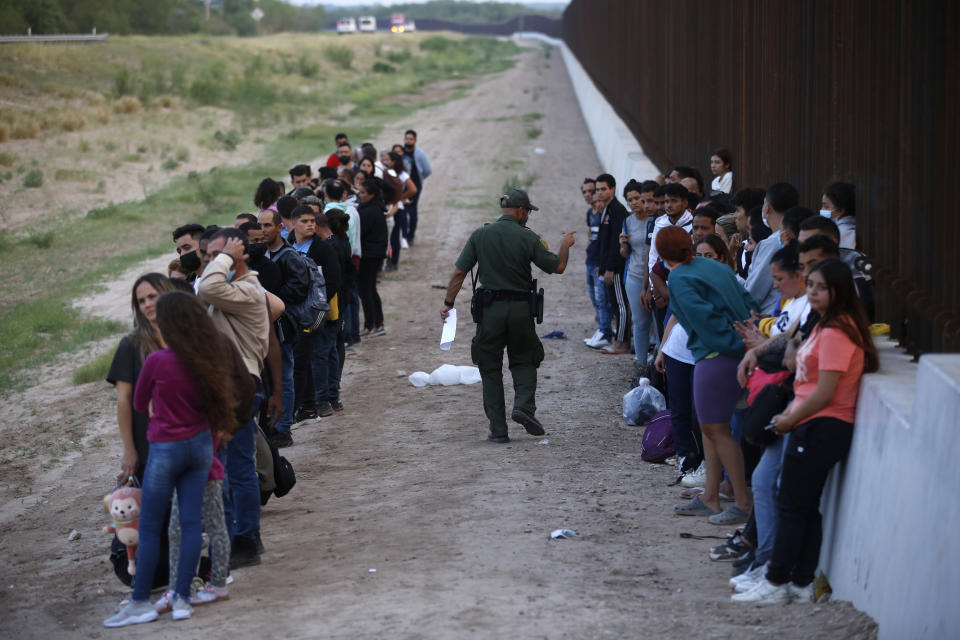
[357,257,384,330]
[766,417,854,587]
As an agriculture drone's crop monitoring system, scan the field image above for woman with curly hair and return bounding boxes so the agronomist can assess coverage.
[105,291,239,627]
[253,177,284,212]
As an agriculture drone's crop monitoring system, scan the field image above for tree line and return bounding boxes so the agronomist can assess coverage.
[0,0,563,37]
[0,0,326,37]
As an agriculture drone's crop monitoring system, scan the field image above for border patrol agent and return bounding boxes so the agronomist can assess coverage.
[440,189,576,443]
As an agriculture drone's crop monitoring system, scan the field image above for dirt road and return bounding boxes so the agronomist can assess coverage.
[0,44,877,639]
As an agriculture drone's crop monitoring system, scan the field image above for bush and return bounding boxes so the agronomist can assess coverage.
[525,125,542,139]
[0,151,15,166]
[189,75,222,105]
[113,96,142,114]
[297,54,319,78]
[214,129,241,151]
[59,111,85,132]
[372,62,395,74]
[162,159,179,171]
[27,231,54,248]
[23,169,43,188]
[386,49,412,64]
[326,45,354,69]
[175,147,190,163]
[12,119,39,139]
[421,36,454,52]
[114,68,135,97]
[0,123,8,142]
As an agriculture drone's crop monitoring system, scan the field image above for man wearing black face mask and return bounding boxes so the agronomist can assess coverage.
[239,221,283,295]
[172,223,205,282]
[401,129,431,246]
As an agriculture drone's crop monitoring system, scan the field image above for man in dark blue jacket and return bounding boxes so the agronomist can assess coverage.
[595,173,630,354]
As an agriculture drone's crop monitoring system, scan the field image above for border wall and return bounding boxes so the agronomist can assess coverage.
[563,0,960,356]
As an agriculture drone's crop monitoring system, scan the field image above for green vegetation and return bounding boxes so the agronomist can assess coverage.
[0,0,328,37]
[0,33,520,140]
[0,31,523,389]
[23,169,43,188]
[525,125,542,139]
[72,349,116,385]
[326,45,355,69]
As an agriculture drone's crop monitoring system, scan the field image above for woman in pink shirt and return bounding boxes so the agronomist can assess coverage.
[734,259,878,605]
[105,291,240,627]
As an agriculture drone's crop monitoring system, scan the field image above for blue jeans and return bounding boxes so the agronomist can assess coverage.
[132,429,212,602]
[225,380,264,542]
[752,435,788,565]
[625,275,653,366]
[664,354,701,459]
[587,266,612,338]
[311,321,341,404]
[276,340,295,433]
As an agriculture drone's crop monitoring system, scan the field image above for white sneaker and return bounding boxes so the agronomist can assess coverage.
[584,330,603,345]
[680,461,707,488]
[171,594,193,621]
[104,600,158,628]
[730,562,767,591]
[400,237,409,249]
[586,336,611,349]
[731,577,790,604]
[789,582,815,603]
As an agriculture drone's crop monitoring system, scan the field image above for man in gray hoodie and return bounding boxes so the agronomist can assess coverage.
[744,182,799,314]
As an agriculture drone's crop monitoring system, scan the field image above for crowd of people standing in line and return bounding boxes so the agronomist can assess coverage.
[580,149,877,605]
[103,130,430,627]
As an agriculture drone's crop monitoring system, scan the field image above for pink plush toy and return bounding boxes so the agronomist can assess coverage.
[103,484,142,575]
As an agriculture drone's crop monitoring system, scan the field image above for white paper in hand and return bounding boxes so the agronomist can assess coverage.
[440,308,457,350]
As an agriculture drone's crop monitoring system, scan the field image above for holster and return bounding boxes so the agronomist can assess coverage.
[470,289,494,323]
[528,280,545,324]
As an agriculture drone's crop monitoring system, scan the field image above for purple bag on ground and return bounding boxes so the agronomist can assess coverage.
[640,410,675,462]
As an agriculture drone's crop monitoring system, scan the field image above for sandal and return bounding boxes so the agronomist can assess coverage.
[673,496,722,517]
[708,504,750,525]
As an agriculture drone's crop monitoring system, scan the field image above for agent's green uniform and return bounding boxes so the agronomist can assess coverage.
[455,215,561,437]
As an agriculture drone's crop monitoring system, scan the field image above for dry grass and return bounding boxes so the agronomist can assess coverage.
[12,118,39,140]
[112,96,142,114]
[155,95,181,109]
[58,110,86,132]
[0,123,8,142]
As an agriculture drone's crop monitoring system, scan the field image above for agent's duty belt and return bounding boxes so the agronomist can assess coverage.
[489,290,530,301]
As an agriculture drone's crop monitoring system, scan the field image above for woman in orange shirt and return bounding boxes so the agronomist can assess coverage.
[734,259,878,605]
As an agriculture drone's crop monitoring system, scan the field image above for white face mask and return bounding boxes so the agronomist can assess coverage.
[819,209,833,219]
[762,212,771,229]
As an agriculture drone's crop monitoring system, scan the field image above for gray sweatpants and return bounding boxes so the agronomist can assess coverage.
[168,479,229,589]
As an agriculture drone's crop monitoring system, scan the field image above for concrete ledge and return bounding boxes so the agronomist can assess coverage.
[820,341,960,639]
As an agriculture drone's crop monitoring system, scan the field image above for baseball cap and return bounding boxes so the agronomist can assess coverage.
[499,189,539,211]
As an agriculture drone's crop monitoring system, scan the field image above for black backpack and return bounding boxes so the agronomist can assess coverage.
[271,246,329,332]
[257,427,296,506]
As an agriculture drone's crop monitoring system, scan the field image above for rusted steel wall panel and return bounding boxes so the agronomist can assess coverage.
[564,0,960,353]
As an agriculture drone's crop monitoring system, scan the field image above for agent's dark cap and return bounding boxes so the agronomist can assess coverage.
[499,189,538,211]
